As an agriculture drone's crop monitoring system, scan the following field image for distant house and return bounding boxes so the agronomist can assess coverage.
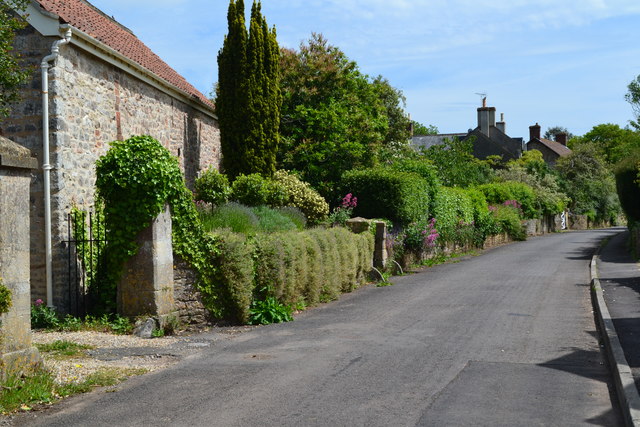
[411,99,524,161]
[1,0,220,309]
[526,123,571,165]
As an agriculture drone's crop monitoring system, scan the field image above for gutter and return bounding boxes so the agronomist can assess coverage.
[41,27,72,308]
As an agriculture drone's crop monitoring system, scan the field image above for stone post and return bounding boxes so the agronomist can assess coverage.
[345,217,388,269]
[374,221,388,269]
[0,137,40,377]
[117,204,176,326]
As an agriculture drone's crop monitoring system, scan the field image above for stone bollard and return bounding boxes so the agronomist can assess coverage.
[345,217,387,269]
[117,204,176,327]
[0,137,40,377]
[373,221,388,269]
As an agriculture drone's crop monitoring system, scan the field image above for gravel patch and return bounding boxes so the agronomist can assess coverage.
[32,331,182,384]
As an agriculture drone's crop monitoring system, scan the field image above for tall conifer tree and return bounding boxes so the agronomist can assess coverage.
[217,0,280,179]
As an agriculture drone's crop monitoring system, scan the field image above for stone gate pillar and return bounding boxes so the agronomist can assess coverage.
[0,137,40,377]
[117,204,176,325]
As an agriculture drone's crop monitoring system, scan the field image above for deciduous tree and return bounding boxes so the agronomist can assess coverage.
[0,0,28,118]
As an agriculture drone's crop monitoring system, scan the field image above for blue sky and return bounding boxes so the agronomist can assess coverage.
[89,0,640,139]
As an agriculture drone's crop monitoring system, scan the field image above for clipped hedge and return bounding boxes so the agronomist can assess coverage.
[341,167,432,226]
[212,228,374,323]
[477,181,539,219]
[614,149,640,223]
[389,159,441,214]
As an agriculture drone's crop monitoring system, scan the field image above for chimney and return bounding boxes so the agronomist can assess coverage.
[495,112,506,134]
[555,132,568,146]
[477,100,496,137]
[529,123,541,141]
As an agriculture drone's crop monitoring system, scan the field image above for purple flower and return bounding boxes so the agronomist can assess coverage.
[34,299,44,306]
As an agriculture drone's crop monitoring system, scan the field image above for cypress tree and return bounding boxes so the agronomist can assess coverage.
[217,0,280,180]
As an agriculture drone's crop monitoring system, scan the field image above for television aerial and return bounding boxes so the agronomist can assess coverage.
[475,92,487,106]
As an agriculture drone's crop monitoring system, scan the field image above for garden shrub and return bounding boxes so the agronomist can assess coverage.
[341,167,432,226]
[477,181,539,219]
[194,167,231,206]
[253,228,373,308]
[253,206,301,232]
[389,158,441,214]
[465,188,499,246]
[199,202,260,234]
[433,187,475,245]
[273,170,329,224]
[212,232,256,324]
[275,206,307,230]
[614,149,640,223]
[231,173,288,207]
[491,205,526,241]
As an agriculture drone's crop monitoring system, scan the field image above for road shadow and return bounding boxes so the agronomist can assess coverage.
[538,347,623,426]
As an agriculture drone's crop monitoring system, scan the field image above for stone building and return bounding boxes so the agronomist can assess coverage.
[526,123,571,166]
[411,99,524,161]
[1,0,220,310]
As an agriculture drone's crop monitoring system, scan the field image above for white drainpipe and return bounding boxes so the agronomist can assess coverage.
[41,27,72,308]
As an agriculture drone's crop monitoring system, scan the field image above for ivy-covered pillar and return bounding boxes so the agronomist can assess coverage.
[117,204,176,325]
[0,137,40,377]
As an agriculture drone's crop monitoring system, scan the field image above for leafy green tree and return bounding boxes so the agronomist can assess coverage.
[543,126,573,141]
[412,121,439,136]
[496,150,568,215]
[0,0,28,118]
[278,33,390,199]
[556,143,621,223]
[421,136,494,187]
[217,0,281,180]
[571,123,640,165]
[371,76,411,144]
[626,75,640,130]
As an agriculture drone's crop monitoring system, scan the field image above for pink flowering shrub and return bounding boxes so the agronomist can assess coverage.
[328,193,358,226]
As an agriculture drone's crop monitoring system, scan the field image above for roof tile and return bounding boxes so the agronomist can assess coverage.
[34,0,213,109]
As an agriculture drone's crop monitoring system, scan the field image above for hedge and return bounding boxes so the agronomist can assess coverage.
[433,187,475,244]
[614,149,640,223]
[476,181,539,219]
[212,228,374,323]
[341,167,433,226]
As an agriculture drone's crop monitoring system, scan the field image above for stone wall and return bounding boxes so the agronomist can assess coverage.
[173,257,209,327]
[0,137,39,376]
[1,26,221,309]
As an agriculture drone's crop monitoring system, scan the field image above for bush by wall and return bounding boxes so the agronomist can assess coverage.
[341,167,432,226]
[433,187,475,245]
[477,181,539,219]
[194,167,231,206]
[214,227,374,323]
[230,173,289,207]
[614,149,640,223]
[273,170,329,224]
[389,158,441,214]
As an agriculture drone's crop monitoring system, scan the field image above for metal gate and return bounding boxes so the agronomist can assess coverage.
[63,210,109,316]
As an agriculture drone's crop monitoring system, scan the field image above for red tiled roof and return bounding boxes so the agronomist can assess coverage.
[34,0,214,110]
[536,138,572,157]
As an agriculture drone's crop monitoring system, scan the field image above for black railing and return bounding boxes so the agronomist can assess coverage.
[64,210,108,316]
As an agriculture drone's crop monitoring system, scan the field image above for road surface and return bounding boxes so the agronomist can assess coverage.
[19,229,623,426]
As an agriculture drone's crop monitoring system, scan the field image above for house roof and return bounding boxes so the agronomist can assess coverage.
[464,127,522,160]
[529,138,572,157]
[33,0,213,109]
[411,133,467,151]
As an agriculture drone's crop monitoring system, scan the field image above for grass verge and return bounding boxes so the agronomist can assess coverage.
[0,366,147,415]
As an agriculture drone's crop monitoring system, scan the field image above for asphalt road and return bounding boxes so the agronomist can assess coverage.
[19,229,624,426]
